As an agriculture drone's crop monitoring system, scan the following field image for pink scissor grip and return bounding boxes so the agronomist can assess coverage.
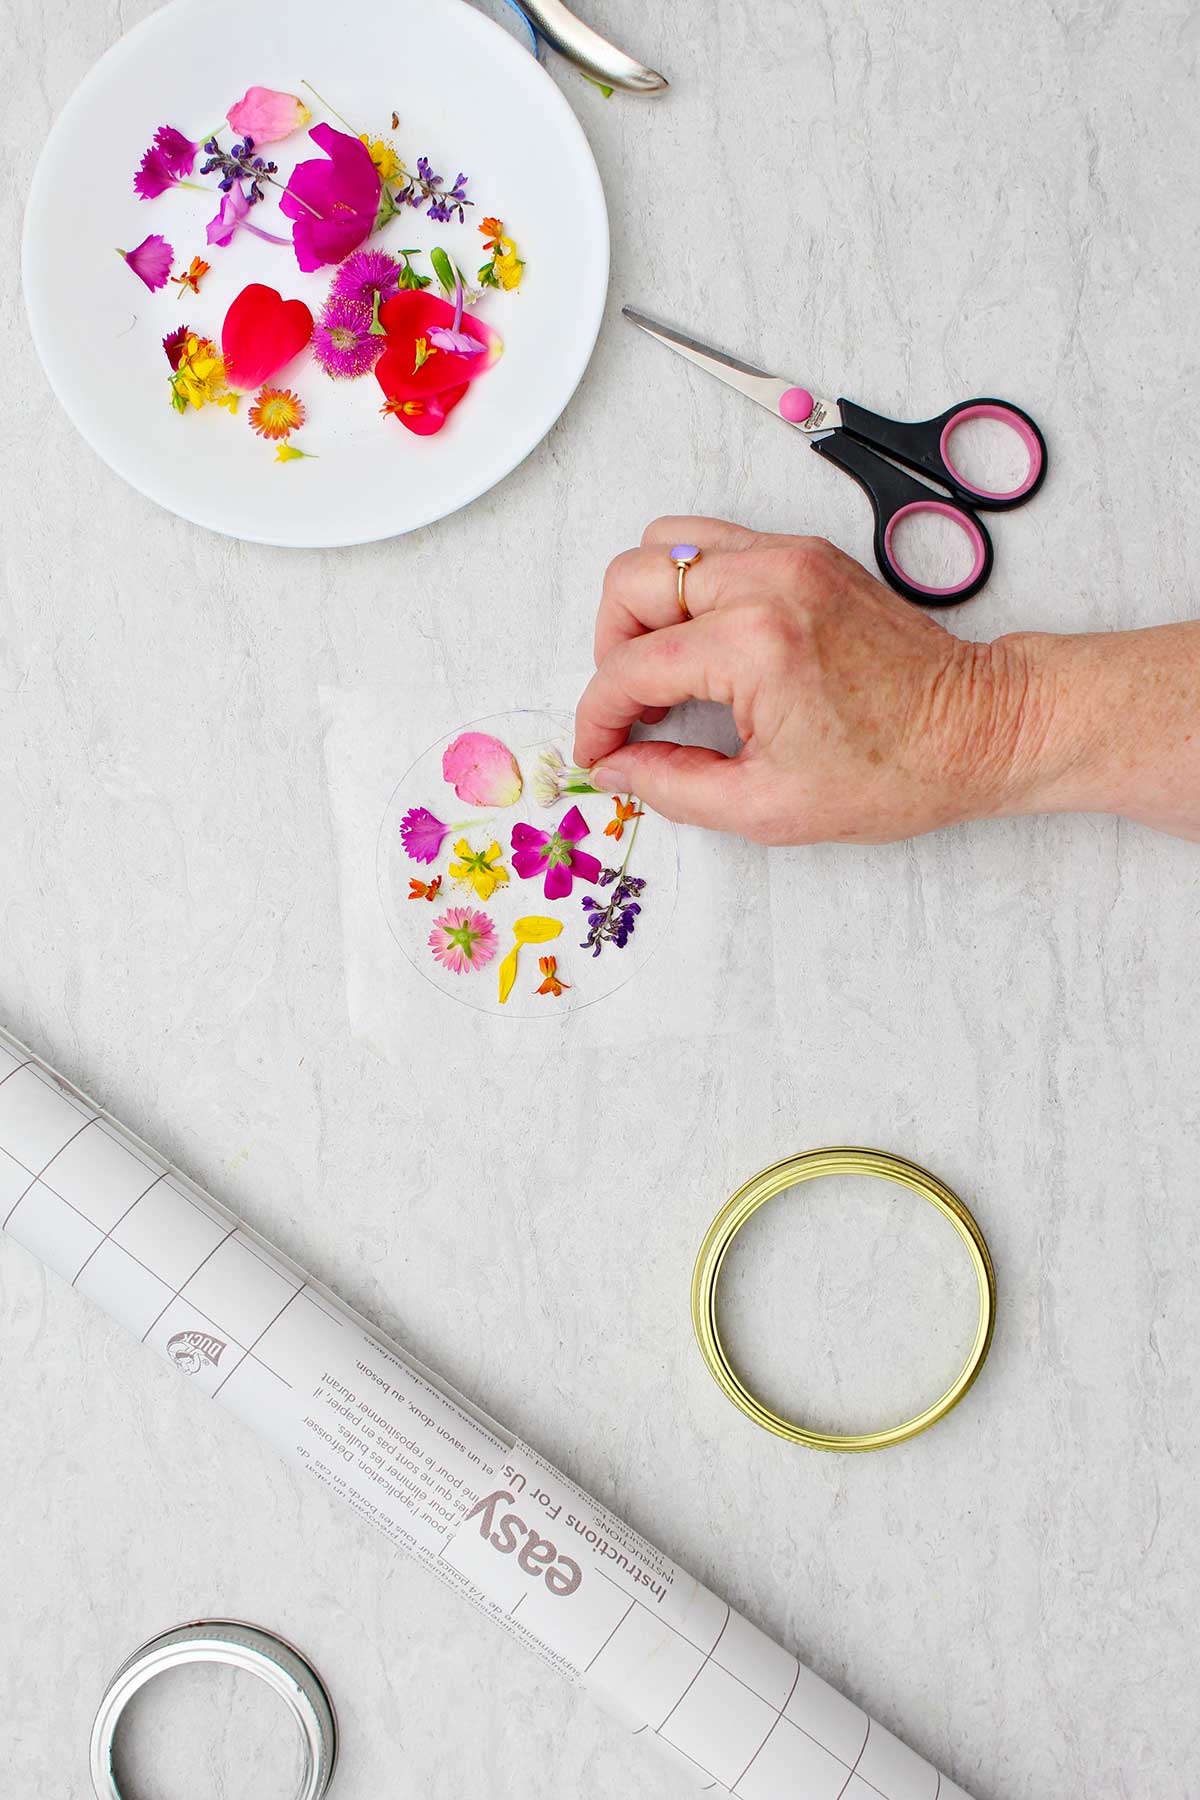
[779,386,815,423]
[939,403,1044,501]
[883,501,988,597]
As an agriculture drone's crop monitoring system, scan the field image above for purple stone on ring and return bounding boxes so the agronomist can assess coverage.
[670,543,700,563]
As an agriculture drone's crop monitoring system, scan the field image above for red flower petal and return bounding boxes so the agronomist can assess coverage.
[221,283,313,391]
[375,289,501,398]
[379,382,469,436]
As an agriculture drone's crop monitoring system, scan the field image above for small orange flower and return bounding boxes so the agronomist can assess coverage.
[380,396,425,418]
[604,796,644,842]
[535,955,569,997]
[172,256,210,297]
[479,216,504,248]
[408,875,442,902]
[248,386,307,440]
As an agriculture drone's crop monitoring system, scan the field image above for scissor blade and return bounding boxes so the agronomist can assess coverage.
[622,307,837,431]
[622,307,789,409]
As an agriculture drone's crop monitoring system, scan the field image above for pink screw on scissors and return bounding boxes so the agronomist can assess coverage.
[623,306,1047,607]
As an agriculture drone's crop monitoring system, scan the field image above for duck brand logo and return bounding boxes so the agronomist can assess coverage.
[167,1330,227,1375]
[463,1490,583,1597]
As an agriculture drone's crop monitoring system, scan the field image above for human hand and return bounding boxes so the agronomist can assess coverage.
[572,518,1041,845]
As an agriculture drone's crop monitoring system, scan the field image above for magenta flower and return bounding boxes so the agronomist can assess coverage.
[206,182,291,249]
[116,234,173,291]
[133,126,199,198]
[312,295,380,379]
[429,907,497,974]
[511,806,602,901]
[401,807,451,865]
[332,249,401,309]
[279,124,381,273]
[154,125,199,177]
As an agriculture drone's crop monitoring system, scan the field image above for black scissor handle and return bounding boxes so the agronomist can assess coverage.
[811,431,994,607]
[838,397,1048,512]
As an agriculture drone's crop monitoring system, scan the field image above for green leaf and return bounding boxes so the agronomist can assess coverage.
[430,245,456,294]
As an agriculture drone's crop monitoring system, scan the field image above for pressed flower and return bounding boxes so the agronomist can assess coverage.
[313,295,380,379]
[360,135,403,183]
[604,796,644,842]
[133,148,176,200]
[248,386,306,440]
[206,182,291,249]
[162,324,190,370]
[222,284,314,390]
[117,234,173,292]
[275,443,316,462]
[511,805,602,902]
[399,805,491,865]
[448,839,509,902]
[442,732,522,808]
[171,255,210,297]
[408,875,442,902]
[412,336,435,372]
[395,156,470,224]
[580,868,647,957]
[331,249,401,310]
[535,955,569,997]
[496,915,562,1004]
[378,390,464,436]
[280,124,381,272]
[427,274,486,357]
[168,335,235,414]
[429,907,497,974]
[227,87,312,145]
[530,746,597,809]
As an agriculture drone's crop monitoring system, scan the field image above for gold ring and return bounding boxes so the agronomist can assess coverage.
[691,1147,996,1452]
[669,541,701,619]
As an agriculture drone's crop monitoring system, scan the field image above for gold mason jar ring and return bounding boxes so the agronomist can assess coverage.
[691,1147,996,1452]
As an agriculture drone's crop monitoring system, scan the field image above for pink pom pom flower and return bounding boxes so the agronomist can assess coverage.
[429,907,498,974]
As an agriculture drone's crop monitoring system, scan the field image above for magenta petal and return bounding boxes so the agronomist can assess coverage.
[543,861,573,901]
[559,804,590,843]
[399,806,448,865]
[120,234,174,291]
[571,850,602,885]
[511,822,549,852]
[512,844,547,880]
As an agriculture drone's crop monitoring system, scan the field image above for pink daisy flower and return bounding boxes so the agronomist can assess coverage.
[429,907,497,974]
[312,294,380,379]
[332,249,401,310]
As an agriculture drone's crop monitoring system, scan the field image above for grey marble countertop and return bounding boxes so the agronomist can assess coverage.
[3,2,1199,1796]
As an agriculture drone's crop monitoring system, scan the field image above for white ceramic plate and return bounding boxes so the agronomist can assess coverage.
[22,0,608,546]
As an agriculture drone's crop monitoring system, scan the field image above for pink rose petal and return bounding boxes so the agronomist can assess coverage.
[442,732,523,808]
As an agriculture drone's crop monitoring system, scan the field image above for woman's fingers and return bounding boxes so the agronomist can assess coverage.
[573,615,733,768]
[594,543,765,666]
[587,741,750,831]
[638,515,762,552]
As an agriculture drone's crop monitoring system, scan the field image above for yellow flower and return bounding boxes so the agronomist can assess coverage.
[360,135,404,183]
[497,915,562,1004]
[449,838,509,901]
[275,443,316,463]
[168,335,233,414]
[493,237,524,291]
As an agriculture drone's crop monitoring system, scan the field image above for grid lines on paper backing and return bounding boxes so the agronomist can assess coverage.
[0,1053,332,1407]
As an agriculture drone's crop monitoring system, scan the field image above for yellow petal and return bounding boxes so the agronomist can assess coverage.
[497,944,519,1005]
[513,915,562,945]
[453,839,472,859]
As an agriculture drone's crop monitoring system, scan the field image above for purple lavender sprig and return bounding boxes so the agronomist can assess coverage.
[200,135,279,204]
[395,157,472,224]
[580,869,647,957]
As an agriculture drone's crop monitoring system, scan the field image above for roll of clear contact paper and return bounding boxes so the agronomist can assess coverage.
[0,1023,971,1800]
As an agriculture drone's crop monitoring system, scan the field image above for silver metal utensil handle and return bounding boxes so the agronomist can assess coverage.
[89,1620,337,1800]
[517,0,668,90]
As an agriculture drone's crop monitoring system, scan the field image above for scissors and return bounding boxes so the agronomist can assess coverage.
[623,307,1048,607]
